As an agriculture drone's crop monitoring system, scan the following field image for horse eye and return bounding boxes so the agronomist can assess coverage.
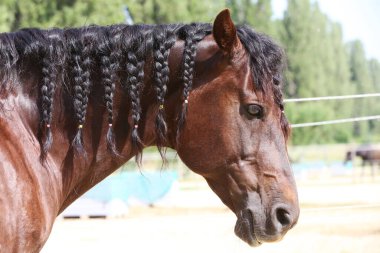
[246,104,263,118]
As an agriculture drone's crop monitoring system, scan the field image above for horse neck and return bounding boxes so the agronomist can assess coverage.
[3,33,217,213]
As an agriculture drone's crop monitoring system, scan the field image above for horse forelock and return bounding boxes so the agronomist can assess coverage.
[0,22,289,160]
[237,25,290,140]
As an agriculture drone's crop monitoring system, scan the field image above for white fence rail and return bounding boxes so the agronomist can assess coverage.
[284,93,380,103]
[285,93,380,128]
[291,115,380,128]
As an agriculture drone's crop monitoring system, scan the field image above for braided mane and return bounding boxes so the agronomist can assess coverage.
[0,23,287,160]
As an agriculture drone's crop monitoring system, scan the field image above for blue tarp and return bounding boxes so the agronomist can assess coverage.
[83,171,178,205]
[292,161,353,177]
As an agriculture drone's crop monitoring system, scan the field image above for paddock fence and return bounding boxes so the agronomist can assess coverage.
[284,92,380,128]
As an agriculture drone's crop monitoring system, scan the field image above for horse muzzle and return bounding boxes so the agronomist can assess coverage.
[234,204,299,247]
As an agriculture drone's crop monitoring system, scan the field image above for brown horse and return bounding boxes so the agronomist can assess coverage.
[0,10,299,252]
[345,145,380,175]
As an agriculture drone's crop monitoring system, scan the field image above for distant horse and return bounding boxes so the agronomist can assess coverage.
[345,146,380,175]
[0,10,299,252]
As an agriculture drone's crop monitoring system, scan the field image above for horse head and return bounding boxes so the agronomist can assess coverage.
[171,10,299,246]
[344,150,353,164]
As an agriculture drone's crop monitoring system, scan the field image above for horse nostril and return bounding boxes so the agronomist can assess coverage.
[271,205,295,234]
[276,208,291,227]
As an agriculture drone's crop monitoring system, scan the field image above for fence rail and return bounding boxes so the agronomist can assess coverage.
[291,115,380,128]
[284,93,380,103]
[285,93,380,128]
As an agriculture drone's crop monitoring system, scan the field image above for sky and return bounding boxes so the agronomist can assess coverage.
[272,0,380,61]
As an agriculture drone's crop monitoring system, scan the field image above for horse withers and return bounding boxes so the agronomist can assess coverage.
[0,9,299,252]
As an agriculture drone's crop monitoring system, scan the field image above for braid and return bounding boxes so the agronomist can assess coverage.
[153,27,176,158]
[39,30,63,161]
[109,26,124,81]
[71,31,93,154]
[107,26,124,155]
[125,32,146,162]
[71,44,85,153]
[176,25,206,143]
[99,31,118,155]
[40,46,56,159]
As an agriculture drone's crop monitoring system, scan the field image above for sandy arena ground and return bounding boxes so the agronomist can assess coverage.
[42,176,380,253]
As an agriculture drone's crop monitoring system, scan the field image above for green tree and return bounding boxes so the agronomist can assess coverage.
[118,0,224,24]
[282,0,356,144]
[347,40,373,139]
[368,59,380,93]
[226,0,276,37]
[0,0,127,31]
[368,59,380,136]
[327,23,355,142]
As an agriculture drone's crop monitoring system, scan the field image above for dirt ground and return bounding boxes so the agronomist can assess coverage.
[42,176,380,253]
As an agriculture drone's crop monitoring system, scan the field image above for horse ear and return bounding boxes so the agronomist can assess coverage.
[213,9,238,53]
